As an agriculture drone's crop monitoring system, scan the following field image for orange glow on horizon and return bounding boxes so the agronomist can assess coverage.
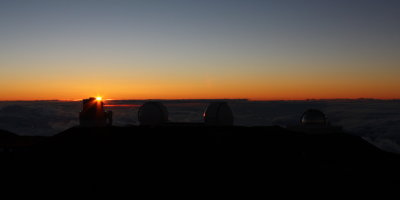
[1,76,399,101]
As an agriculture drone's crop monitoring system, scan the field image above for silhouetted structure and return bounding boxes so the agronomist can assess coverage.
[138,101,168,126]
[203,102,234,126]
[301,109,327,125]
[79,97,112,127]
[288,109,342,134]
[137,101,235,127]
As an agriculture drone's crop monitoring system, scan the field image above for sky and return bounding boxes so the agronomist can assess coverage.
[0,0,399,100]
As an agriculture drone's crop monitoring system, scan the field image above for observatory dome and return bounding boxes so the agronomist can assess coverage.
[301,109,326,125]
[79,97,111,127]
[138,101,168,126]
[203,102,234,126]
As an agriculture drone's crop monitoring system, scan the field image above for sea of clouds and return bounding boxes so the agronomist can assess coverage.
[0,99,399,153]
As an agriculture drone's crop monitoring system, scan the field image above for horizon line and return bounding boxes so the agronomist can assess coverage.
[1,97,400,102]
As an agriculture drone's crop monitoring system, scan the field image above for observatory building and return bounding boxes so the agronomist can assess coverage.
[288,109,342,134]
[137,101,234,127]
[203,102,234,126]
[301,109,327,125]
[138,101,168,126]
[79,97,113,127]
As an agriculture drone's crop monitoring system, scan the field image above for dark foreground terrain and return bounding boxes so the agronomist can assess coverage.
[0,126,399,194]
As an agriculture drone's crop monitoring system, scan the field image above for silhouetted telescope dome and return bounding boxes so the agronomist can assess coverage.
[79,97,112,127]
[203,102,234,126]
[301,109,326,125]
[138,101,168,126]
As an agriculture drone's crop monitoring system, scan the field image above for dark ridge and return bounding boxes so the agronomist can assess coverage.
[0,129,18,138]
[0,129,46,150]
[1,126,400,194]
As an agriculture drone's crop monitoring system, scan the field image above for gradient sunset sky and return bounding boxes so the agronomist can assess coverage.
[0,0,399,100]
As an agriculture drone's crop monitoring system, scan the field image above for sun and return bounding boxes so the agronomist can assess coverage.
[96,96,102,101]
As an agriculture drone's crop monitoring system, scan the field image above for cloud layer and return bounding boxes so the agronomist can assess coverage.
[0,99,399,153]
